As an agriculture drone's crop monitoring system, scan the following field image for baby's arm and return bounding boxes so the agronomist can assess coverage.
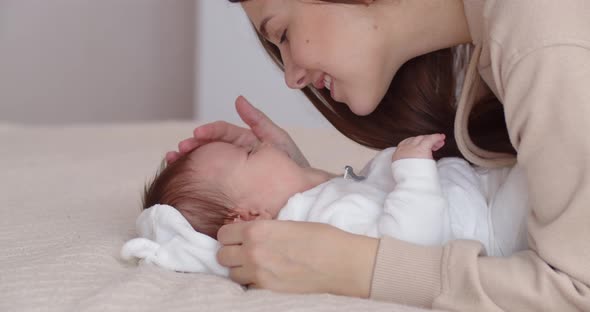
[378,134,451,246]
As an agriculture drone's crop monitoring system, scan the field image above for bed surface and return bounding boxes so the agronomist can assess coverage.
[0,121,439,312]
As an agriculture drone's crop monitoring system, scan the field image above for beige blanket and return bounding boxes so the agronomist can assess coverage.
[0,122,436,312]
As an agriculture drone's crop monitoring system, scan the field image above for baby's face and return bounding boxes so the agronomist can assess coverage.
[187,142,314,220]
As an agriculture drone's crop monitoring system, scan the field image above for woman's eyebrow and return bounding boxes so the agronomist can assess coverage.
[259,16,273,40]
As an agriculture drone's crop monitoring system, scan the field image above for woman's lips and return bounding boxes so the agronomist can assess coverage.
[330,78,335,99]
[324,75,332,91]
[324,75,335,99]
[313,73,326,89]
[312,73,336,100]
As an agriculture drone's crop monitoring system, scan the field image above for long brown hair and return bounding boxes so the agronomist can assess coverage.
[229,0,515,160]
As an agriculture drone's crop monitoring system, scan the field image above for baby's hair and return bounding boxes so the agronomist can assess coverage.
[142,152,237,239]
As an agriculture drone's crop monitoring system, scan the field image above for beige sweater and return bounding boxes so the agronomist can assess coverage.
[369,0,590,311]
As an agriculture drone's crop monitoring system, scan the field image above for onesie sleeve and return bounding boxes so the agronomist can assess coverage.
[378,159,450,246]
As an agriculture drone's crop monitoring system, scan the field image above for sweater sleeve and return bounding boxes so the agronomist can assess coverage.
[378,159,449,246]
[369,46,590,311]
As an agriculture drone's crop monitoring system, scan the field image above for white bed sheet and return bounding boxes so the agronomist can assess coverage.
[0,121,445,312]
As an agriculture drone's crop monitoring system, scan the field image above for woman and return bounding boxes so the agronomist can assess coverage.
[167,1,590,310]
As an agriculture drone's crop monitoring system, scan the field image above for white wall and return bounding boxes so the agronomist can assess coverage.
[0,1,332,127]
[0,0,195,124]
[195,1,330,128]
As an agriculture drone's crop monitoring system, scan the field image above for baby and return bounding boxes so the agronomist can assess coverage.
[141,133,529,256]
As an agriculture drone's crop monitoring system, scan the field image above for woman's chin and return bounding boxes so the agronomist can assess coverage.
[346,99,379,116]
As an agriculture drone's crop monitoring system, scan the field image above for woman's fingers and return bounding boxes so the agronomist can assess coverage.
[228,266,256,286]
[235,96,286,142]
[165,137,204,165]
[216,220,377,297]
[217,244,244,267]
[166,97,280,165]
[193,120,259,148]
[217,222,250,245]
[178,137,200,153]
[165,151,181,164]
[169,96,309,167]
[236,96,311,168]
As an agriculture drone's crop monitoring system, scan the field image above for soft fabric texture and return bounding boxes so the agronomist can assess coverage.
[370,0,590,310]
[121,147,528,277]
[3,122,442,312]
[121,204,229,276]
[279,149,450,245]
[280,148,528,256]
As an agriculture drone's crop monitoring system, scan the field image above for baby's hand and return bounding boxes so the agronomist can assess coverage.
[392,134,445,162]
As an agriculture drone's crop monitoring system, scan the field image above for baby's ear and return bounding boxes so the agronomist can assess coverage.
[231,207,258,222]
[254,210,273,221]
[224,215,243,224]
[230,207,273,222]
[224,208,242,224]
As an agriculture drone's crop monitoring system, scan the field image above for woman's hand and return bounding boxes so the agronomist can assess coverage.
[166,96,310,168]
[216,220,379,298]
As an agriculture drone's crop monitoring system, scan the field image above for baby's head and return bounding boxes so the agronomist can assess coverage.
[143,141,318,239]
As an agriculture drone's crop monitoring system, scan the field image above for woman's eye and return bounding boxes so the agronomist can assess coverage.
[279,29,288,44]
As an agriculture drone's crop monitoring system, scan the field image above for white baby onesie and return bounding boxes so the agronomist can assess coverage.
[278,148,529,256]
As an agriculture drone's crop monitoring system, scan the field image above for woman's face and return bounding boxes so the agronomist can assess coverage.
[242,0,407,116]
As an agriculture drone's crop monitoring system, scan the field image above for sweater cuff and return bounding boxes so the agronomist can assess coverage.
[370,236,444,307]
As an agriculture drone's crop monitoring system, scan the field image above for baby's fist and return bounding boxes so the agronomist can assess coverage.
[392,134,446,162]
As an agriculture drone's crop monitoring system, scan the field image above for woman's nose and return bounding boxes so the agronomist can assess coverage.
[284,59,309,89]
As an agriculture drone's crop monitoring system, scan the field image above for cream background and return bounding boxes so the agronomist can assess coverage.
[0,0,330,127]
[0,0,195,124]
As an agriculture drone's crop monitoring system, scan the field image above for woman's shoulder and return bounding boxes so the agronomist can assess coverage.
[483,0,590,56]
